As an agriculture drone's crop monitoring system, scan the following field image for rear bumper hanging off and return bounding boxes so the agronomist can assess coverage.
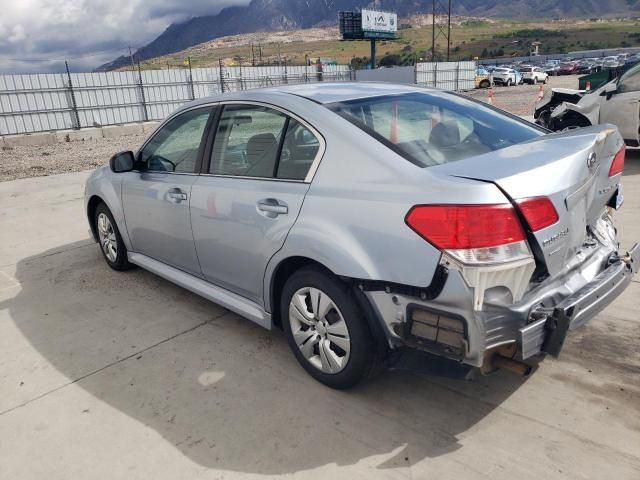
[519,242,638,359]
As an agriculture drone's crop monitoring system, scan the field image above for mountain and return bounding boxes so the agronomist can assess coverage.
[97,0,640,71]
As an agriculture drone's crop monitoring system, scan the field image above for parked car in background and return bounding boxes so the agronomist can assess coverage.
[491,67,520,86]
[544,63,561,76]
[520,66,548,84]
[535,62,640,146]
[85,82,637,389]
[475,67,492,89]
[603,56,623,69]
[558,62,579,75]
[625,54,640,66]
[576,61,599,74]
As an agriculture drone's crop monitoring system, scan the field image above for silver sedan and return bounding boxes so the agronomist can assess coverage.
[85,83,637,389]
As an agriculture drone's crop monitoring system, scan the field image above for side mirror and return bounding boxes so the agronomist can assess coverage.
[604,83,617,94]
[109,151,135,173]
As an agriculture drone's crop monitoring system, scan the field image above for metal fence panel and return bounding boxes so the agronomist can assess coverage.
[0,64,351,135]
[415,61,476,90]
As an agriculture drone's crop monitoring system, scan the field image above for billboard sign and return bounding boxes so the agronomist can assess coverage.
[361,9,397,34]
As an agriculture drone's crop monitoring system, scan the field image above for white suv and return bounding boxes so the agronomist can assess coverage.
[520,66,548,84]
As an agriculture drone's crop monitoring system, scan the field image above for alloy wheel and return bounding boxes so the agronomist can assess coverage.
[97,212,118,262]
[288,287,351,374]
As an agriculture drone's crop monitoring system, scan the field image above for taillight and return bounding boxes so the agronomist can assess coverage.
[515,197,559,232]
[405,204,525,250]
[608,145,625,177]
[405,204,534,265]
[406,205,537,308]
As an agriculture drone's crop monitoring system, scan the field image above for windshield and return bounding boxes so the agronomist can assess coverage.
[327,92,544,168]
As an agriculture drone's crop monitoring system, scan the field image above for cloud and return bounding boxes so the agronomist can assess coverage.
[0,0,250,74]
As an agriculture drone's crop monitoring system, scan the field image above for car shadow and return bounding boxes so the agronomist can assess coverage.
[1,241,529,475]
[623,147,640,177]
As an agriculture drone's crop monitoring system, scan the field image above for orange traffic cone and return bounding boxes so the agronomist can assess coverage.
[586,81,591,91]
[537,83,544,101]
[487,88,494,105]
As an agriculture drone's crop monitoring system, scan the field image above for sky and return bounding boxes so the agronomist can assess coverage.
[0,0,250,74]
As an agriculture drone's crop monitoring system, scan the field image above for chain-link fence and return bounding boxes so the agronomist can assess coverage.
[0,63,352,135]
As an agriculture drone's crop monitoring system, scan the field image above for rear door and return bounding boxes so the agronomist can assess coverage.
[190,103,323,305]
[122,106,213,277]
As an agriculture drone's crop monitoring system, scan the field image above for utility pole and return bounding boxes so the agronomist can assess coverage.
[447,0,452,61]
[431,0,453,61]
[128,46,136,71]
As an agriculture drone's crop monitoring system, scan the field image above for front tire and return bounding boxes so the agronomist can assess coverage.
[506,79,513,87]
[94,203,133,271]
[281,266,377,389]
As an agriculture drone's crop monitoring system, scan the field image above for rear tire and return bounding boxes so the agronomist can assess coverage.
[281,266,377,389]
[506,79,513,87]
[94,203,133,271]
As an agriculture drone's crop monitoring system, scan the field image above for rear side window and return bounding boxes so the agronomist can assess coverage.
[328,92,543,168]
[210,105,287,178]
[277,119,320,180]
[209,104,321,180]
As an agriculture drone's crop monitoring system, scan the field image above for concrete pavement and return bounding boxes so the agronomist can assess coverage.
[0,153,639,479]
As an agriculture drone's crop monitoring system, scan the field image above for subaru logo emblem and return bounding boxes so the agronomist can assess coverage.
[587,152,597,170]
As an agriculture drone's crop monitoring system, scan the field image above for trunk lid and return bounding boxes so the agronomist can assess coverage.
[432,125,625,277]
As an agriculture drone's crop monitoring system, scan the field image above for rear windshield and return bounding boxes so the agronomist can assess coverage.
[327,91,544,168]
[520,67,533,72]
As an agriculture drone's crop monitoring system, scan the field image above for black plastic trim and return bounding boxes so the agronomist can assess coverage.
[354,264,448,301]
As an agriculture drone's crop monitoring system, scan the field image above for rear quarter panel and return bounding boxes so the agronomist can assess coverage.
[262,102,509,312]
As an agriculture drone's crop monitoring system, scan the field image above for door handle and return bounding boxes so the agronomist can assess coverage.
[257,199,288,216]
[167,188,188,203]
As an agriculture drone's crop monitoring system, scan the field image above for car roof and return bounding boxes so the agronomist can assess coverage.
[181,82,438,108]
[258,82,435,104]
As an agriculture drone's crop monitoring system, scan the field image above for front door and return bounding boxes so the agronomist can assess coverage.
[190,103,323,304]
[600,69,640,144]
[122,106,213,277]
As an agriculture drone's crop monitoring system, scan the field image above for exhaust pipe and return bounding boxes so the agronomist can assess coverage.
[492,354,533,377]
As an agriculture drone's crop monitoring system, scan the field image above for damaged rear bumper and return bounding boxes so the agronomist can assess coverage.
[520,242,638,359]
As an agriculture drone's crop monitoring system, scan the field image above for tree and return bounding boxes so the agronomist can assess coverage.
[379,53,402,67]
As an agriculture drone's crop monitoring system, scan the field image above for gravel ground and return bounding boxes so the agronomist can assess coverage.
[0,134,147,182]
[463,74,579,115]
[0,75,581,183]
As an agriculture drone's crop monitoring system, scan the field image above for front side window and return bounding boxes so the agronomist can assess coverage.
[141,108,211,173]
[618,64,640,93]
[328,92,544,168]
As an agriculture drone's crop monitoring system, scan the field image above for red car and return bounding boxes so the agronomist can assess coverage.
[558,62,579,75]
